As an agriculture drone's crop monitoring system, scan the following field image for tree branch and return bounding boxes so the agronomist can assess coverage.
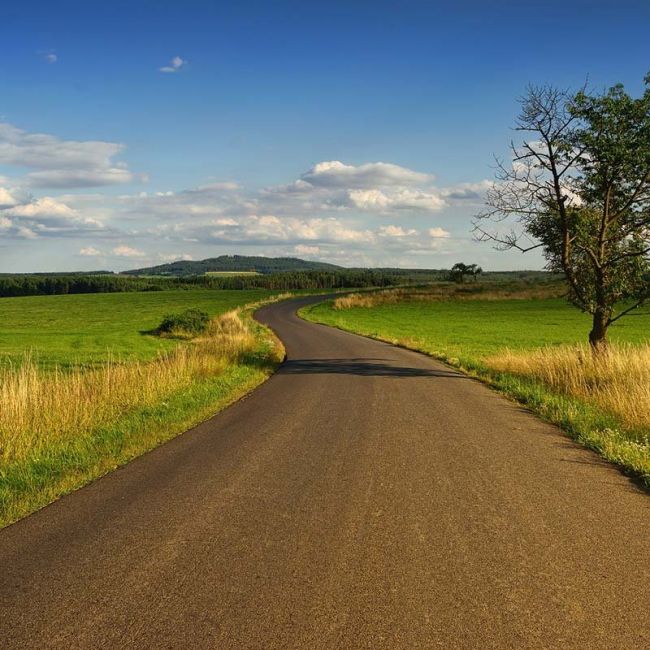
[608,299,647,325]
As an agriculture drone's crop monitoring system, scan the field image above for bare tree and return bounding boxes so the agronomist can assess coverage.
[474,76,650,349]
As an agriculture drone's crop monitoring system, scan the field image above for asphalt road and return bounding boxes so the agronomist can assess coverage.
[1,295,649,649]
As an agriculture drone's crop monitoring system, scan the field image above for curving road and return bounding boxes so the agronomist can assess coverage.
[1,295,649,649]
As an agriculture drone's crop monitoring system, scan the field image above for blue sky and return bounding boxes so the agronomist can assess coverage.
[0,0,648,271]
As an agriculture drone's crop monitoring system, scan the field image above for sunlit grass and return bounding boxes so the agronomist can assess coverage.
[0,288,274,367]
[0,310,253,465]
[485,343,650,434]
[0,304,285,527]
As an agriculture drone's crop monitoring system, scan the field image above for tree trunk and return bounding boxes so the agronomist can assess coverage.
[589,310,609,351]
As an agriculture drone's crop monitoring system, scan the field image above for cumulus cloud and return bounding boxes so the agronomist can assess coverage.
[4,196,78,219]
[373,224,452,256]
[112,245,145,258]
[159,56,186,73]
[158,252,194,262]
[197,214,375,246]
[294,244,320,256]
[25,168,136,188]
[195,181,241,192]
[0,196,104,237]
[0,187,20,208]
[1,156,487,268]
[301,161,432,188]
[440,180,492,201]
[79,246,101,256]
[0,123,140,188]
[44,52,57,63]
[378,225,418,238]
[258,160,456,216]
[346,188,445,212]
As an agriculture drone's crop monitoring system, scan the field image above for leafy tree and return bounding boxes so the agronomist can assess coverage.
[449,262,482,283]
[474,75,650,349]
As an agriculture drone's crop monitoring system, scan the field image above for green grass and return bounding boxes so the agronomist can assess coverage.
[305,297,649,362]
[0,289,274,367]
[0,346,276,528]
[0,291,284,527]
[303,296,650,484]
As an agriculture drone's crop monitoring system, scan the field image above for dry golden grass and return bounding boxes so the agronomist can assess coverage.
[333,283,564,310]
[485,343,650,434]
[0,309,256,465]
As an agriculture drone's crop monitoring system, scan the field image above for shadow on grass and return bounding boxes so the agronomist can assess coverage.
[279,357,468,378]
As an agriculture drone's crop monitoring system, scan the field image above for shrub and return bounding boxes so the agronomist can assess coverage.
[156,308,210,337]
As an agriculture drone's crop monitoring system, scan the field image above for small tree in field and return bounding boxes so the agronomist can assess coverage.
[474,75,650,350]
[450,262,482,283]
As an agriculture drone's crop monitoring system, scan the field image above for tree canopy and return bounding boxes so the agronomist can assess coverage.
[474,75,650,348]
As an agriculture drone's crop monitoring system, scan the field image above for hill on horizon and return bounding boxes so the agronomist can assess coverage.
[123,255,343,276]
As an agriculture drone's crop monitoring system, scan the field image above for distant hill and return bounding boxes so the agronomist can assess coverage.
[123,255,343,276]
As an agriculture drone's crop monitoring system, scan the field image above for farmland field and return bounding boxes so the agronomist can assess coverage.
[0,288,283,526]
[0,288,274,367]
[304,296,650,359]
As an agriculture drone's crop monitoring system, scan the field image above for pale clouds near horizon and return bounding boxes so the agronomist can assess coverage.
[0,121,537,272]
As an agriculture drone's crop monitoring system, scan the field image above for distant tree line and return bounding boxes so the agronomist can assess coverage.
[0,269,451,298]
[0,274,160,297]
[0,267,554,299]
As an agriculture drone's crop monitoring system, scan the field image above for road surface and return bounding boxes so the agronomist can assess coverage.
[1,295,649,649]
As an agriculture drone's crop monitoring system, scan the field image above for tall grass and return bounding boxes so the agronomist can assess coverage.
[485,343,650,435]
[333,283,564,310]
[0,309,256,467]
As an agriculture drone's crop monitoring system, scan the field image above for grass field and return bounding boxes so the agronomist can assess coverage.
[307,296,649,358]
[303,289,650,484]
[0,289,283,527]
[0,289,274,367]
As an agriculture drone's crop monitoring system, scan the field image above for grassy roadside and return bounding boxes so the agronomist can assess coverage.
[0,298,285,528]
[301,290,650,487]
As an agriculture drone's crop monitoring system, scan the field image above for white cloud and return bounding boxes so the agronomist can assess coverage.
[16,226,38,239]
[346,188,445,212]
[159,56,186,73]
[25,168,137,188]
[260,161,447,215]
[79,246,101,256]
[294,244,320,256]
[0,187,19,208]
[158,252,194,262]
[4,196,77,218]
[0,196,105,237]
[2,159,482,268]
[0,123,139,188]
[374,224,452,255]
[301,160,432,188]
[44,53,57,64]
[199,214,375,246]
[112,245,146,258]
[195,181,241,192]
[440,180,492,201]
[378,225,418,238]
